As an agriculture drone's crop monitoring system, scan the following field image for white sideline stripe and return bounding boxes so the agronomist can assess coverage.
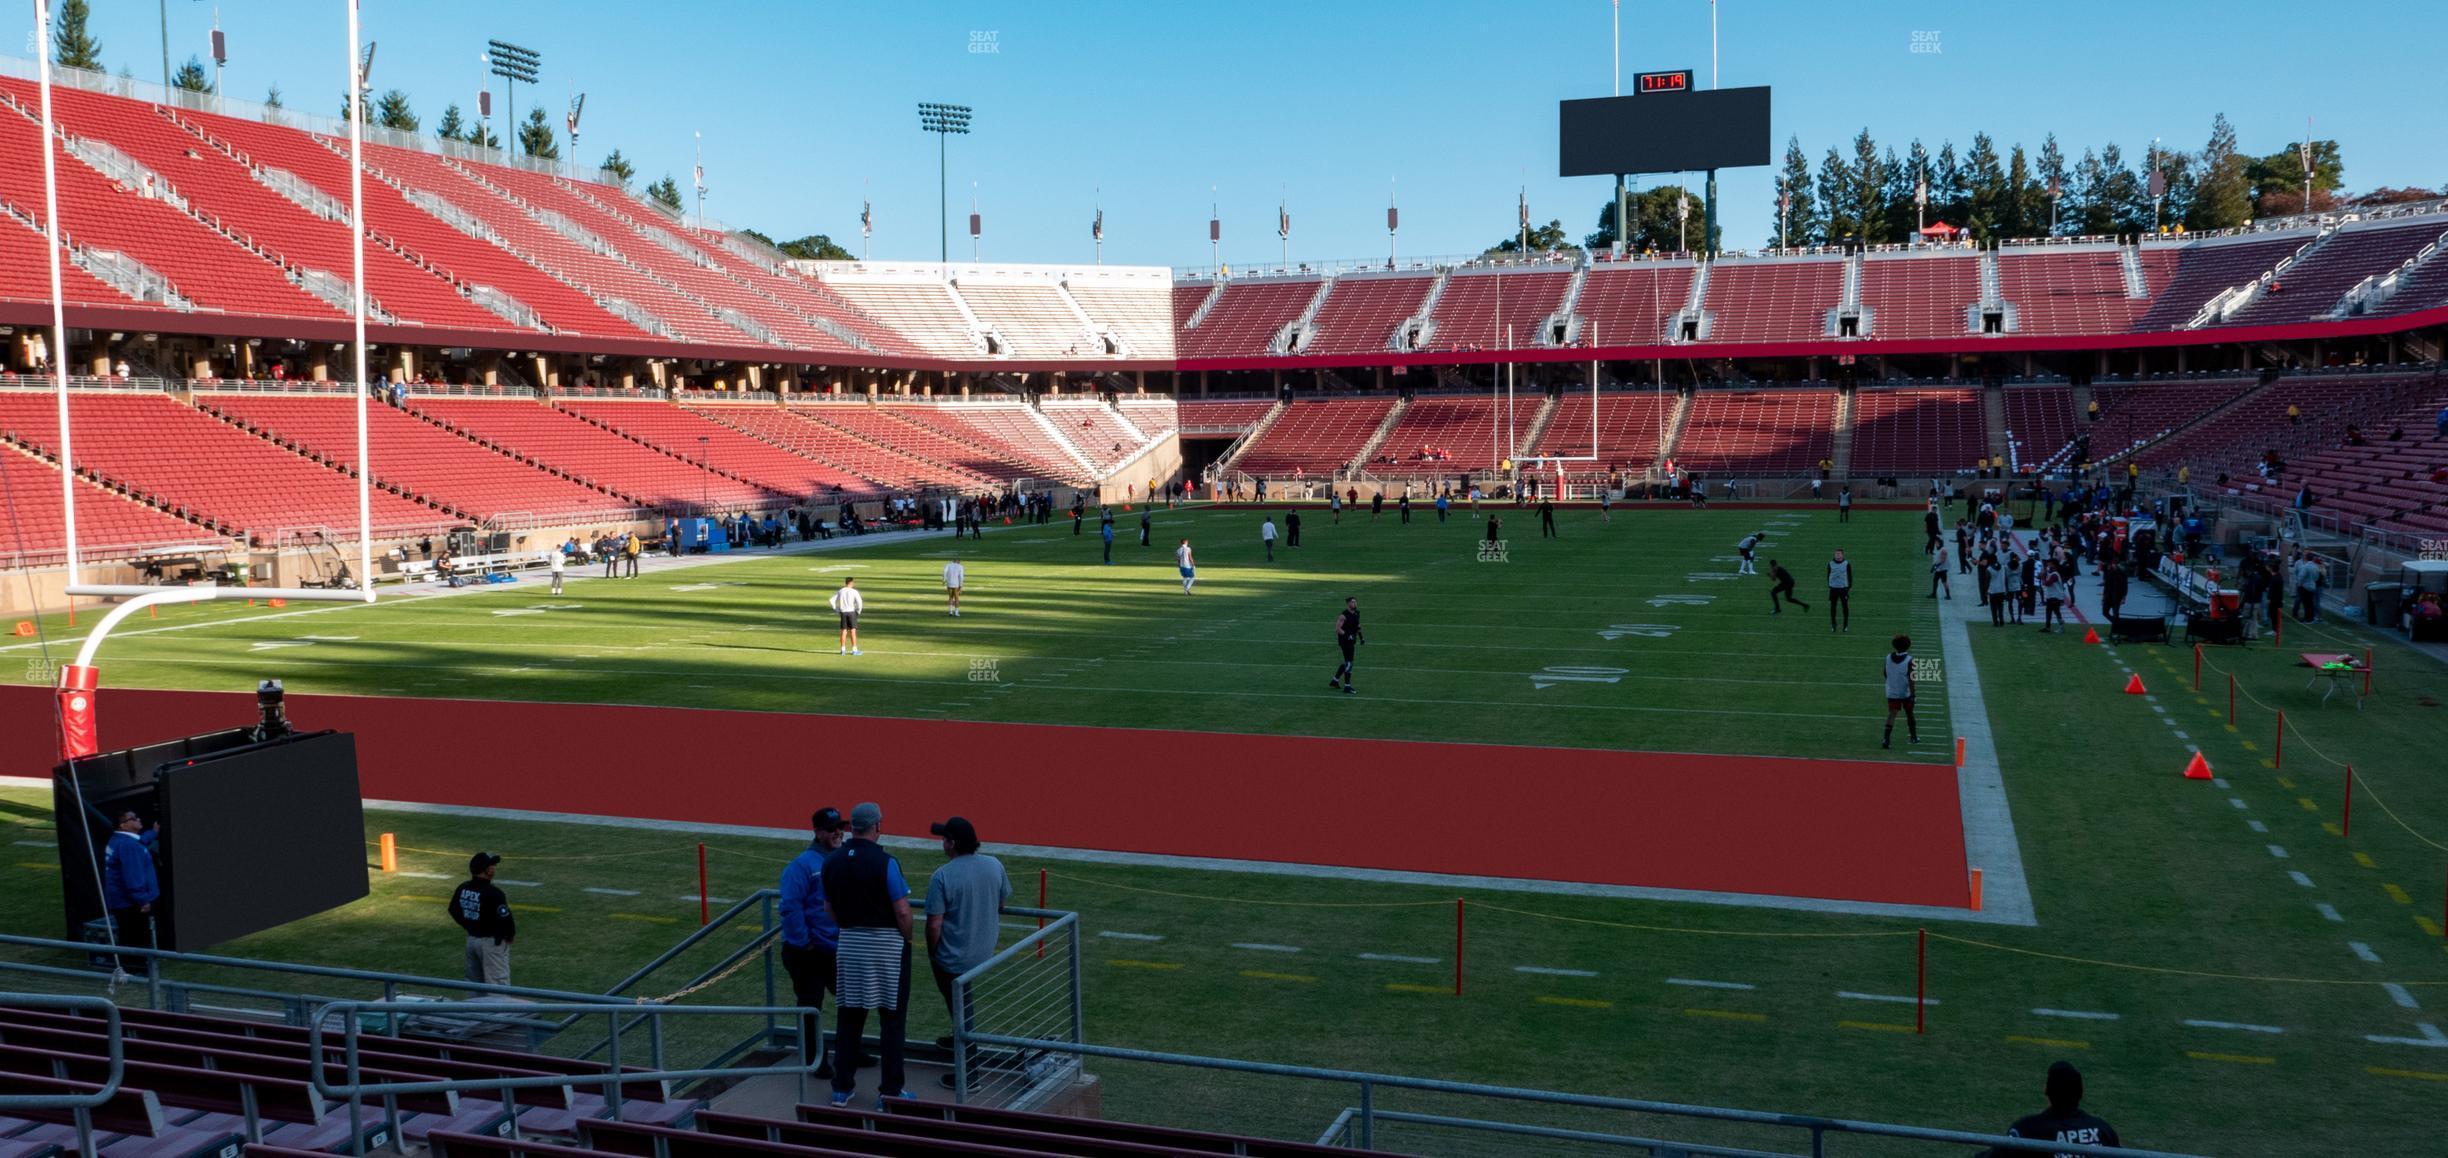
[2213,778,2231,788]
[2267,845,2289,859]
[2364,1021,2448,1048]
[1358,953,1439,965]
[1231,942,1303,954]
[2287,871,2314,888]
[13,840,51,848]
[2349,941,2381,963]
[584,887,641,897]
[2183,1019,2284,1034]
[496,879,543,888]
[2384,983,2421,1010]
[1666,978,1756,991]
[1838,991,1933,1005]
[2316,903,2345,922]
[1097,931,1163,942]
[679,894,739,905]
[1515,966,1599,978]
[2227,798,2249,810]
[394,870,449,880]
[2033,1008,2121,1021]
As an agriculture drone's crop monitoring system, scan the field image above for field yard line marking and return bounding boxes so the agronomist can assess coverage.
[2033,1008,2122,1021]
[1097,931,1164,942]
[2364,1022,2448,1048]
[2267,845,2290,859]
[2384,883,2414,905]
[2006,1035,2090,1050]
[2367,1066,2448,1081]
[2420,917,2445,938]
[2354,852,2378,869]
[610,913,678,925]
[1358,953,1439,964]
[2350,942,2381,963]
[1385,983,1449,995]
[1666,978,1756,991]
[1838,1020,1916,1033]
[1932,567,2036,926]
[1230,942,1302,953]
[1838,991,1934,1005]
[394,870,449,880]
[15,862,57,870]
[2212,777,2230,788]
[2384,983,2421,1010]
[1516,966,1600,978]
[1106,959,1184,971]
[583,887,641,897]
[678,895,739,905]
[1682,1008,1767,1023]
[1239,970,1316,983]
[2227,798,2249,810]
[2247,820,2269,833]
[495,879,543,888]
[1536,995,1613,1009]
[2187,1051,2275,1065]
[11,840,50,848]
[2287,871,2314,888]
[2183,1019,2284,1034]
[2316,903,2345,922]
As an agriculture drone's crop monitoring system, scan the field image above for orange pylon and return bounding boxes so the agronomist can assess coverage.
[2182,751,2214,780]
[2082,627,2102,644]
[2124,673,2147,695]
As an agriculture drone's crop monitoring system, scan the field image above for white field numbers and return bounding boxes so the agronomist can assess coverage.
[1531,665,1628,690]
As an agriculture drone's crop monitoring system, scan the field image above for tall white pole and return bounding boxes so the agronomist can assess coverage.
[346,0,373,600]
[1611,0,1618,95]
[36,0,79,588]
[1711,0,1719,89]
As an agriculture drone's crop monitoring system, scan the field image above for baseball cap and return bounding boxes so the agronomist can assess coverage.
[849,802,883,830]
[930,816,979,850]
[469,851,501,874]
[811,807,846,833]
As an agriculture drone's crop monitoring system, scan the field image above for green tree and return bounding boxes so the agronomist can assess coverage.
[170,56,212,93]
[1847,129,1886,244]
[1999,144,2038,239]
[2034,134,2069,235]
[736,230,855,261]
[1882,141,1927,241]
[600,148,636,188]
[1585,186,1704,254]
[517,107,561,159]
[436,103,466,141]
[264,84,284,109]
[1486,217,1571,256]
[2246,138,2344,216]
[1770,137,1820,248]
[646,175,684,212]
[1816,146,1857,245]
[52,0,103,71]
[2186,113,2253,231]
[1962,133,2008,240]
[1931,141,1968,232]
[373,90,418,132]
[462,116,499,149]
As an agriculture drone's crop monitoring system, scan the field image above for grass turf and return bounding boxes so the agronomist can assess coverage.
[5,503,2447,1155]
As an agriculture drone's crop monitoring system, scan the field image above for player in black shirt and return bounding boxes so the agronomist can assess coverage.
[1766,560,1809,614]
[1989,1061,2120,1157]
[1329,598,1363,694]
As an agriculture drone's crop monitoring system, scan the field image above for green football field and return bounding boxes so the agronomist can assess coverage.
[6,503,2448,1156]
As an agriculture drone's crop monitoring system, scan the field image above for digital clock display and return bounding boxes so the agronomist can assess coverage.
[1637,70,1693,94]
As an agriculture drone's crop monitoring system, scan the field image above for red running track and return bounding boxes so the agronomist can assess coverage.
[2,686,1969,907]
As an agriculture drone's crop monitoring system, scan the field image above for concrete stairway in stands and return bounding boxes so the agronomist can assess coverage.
[1214,400,1286,474]
[1026,404,1101,477]
[1547,265,1588,345]
[1830,389,1858,477]
[1982,384,2010,464]
[1345,396,1411,473]
[1516,396,1559,459]
[1654,390,1695,469]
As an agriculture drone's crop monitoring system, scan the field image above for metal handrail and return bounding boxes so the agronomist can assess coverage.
[0,993,125,1158]
[959,1033,2204,1157]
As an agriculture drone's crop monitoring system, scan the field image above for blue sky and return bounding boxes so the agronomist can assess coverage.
[32,1,2447,268]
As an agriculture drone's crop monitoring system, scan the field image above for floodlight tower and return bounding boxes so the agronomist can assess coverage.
[485,39,540,154]
[917,102,972,264]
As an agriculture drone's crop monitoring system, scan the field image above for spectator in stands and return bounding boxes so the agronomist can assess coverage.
[779,808,848,1077]
[821,802,914,1108]
[102,809,160,974]
[1990,1061,2119,1155]
[2286,403,2302,426]
[448,852,515,987]
[925,816,1010,1088]
[2435,404,2447,439]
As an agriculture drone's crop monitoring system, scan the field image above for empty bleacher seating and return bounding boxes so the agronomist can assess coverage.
[1424,268,1572,351]
[801,405,1038,486]
[1301,274,1433,356]
[1065,279,1174,359]
[1534,390,1677,476]
[2222,219,2448,326]
[697,404,989,491]
[954,282,1094,359]
[2085,379,2254,463]
[1672,389,1837,475]
[818,280,984,358]
[1177,279,1318,359]
[1847,388,1987,475]
[2130,233,2311,331]
[1702,259,1842,343]
[2001,386,2076,470]
[1230,396,1395,477]
[1364,395,1504,474]
[0,440,228,565]
[560,402,873,499]
[1573,264,1693,346]
[1996,247,2152,336]
[0,389,450,542]
[904,406,1090,482]
[1039,400,1143,471]
[1858,253,1977,339]
[410,397,781,511]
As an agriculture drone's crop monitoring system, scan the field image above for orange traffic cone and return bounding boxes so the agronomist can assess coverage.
[2182,751,2214,780]
[2123,673,2147,695]
[1002,516,1011,526]
[1122,503,1132,511]
[2082,627,2102,644]
[10,622,31,637]
[268,598,286,608]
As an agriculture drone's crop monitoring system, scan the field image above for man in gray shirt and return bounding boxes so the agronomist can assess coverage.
[925,816,1011,1088]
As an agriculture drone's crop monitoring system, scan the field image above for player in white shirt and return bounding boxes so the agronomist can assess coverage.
[1881,634,1919,749]
[828,577,866,655]
[942,559,966,617]
[1175,539,1196,594]
[1736,532,1765,575]
[547,547,565,596]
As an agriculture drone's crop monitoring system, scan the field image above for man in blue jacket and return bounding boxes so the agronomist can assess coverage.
[101,808,159,974]
[779,807,849,1077]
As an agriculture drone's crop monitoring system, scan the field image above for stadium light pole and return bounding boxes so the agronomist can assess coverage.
[917,102,972,265]
[1610,0,1626,258]
[485,39,540,156]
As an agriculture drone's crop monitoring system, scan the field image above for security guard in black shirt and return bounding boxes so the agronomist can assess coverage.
[449,852,516,986]
[1989,1061,2120,1156]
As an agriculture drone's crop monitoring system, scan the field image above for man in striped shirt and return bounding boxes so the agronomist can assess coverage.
[820,802,913,1107]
